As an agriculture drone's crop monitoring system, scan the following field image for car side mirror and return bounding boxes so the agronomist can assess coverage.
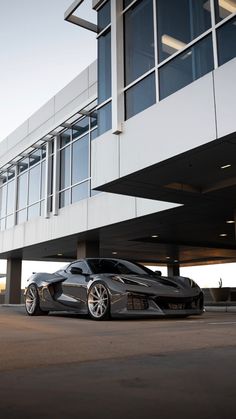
[70,267,83,275]
[155,270,162,276]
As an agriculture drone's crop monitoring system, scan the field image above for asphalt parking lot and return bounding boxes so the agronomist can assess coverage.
[0,306,235,419]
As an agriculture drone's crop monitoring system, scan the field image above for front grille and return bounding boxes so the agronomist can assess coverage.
[127,294,149,310]
[155,293,203,311]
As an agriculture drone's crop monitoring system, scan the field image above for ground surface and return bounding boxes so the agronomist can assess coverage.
[0,306,235,419]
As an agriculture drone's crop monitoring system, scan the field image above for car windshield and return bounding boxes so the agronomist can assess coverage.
[87,259,155,275]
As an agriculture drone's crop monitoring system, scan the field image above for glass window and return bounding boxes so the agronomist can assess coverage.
[0,185,7,218]
[217,16,236,66]
[28,203,40,220]
[60,129,71,148]
[124,0,155,85]
[40,200,45,216]
[157,0,212,63]
[123,0,134,9]
[6,215,14,229]
[0,218,5,231]
[28,164,40,205]
[19,158,29,173]
[29,150,41,167]
[125,72,156,119]
[71,181,89,204]
[6,180,15,215]
[60,146,71,190]
[214,0,236,22]
[59,190,70,209]
[91,128,98,141]
[72,117,89,140]
[72,135,89,185]
[8,170,15,181]
[17,209,27,225]
[41,160,46,199]
[98,0,111,32]
[159,35,214,100]
[97,102,112,136]
[17,172,28,210]
[90,112,98,129]
[42,145,46,159]
[98,30,111,103]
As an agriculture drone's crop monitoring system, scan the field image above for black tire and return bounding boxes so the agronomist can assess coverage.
[25,284,49,316]
[87,282,110,321]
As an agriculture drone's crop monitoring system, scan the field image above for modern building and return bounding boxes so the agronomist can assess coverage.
[0,0,236,303]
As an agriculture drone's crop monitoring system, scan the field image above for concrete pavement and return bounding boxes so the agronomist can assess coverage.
[0,306,235,419]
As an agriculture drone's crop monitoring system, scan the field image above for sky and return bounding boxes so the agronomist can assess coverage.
[0,0,236,290]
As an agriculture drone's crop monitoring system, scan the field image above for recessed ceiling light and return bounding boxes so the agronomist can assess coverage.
[112,252,118,255]
[219,234,227,237]
[151,235,159,238]
[226,220,235,224]
[174,260,179,263]
[220,164,231,169]
[166,256,170,259]
[57,253,63,256]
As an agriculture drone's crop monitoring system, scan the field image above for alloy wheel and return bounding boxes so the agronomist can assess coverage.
[88,283,109,319]
[25,286,37,315]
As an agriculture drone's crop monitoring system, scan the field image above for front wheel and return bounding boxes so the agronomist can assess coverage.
[87,282,110,320]
[25,284,48,316]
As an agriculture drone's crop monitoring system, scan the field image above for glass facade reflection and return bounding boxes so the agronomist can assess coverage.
[217,16,236,65]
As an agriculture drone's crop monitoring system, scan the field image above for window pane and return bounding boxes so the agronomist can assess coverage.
[60,129,71,148]
[123,0,134,9]
[125,72,156,119]
[28,164,40,205]
[28,203,40,220]
[72,135,89,185]
[159,35,214,100]
[157,0,212,62]
[214,0,236,22]
[90,111,98,129]
[0,218,5,231]
[0,185,7,218]
[124,0,155,85]
[97,102,112,136]
[59,190,70,209]
[98,30,111,103]
[19,158,29,173]
[42,145,46,159]
[40,200,45,216]
[60,146,71,190]
[72,117,89,140]
[17,173,28,210]
[91,128,98,141]
[41,160,46,199]
[6,180,14,215]
[98,0,110,32]
[29,150,41,167]
[72,182,89,204]
[217,16,236,66]
[17,209,27,225]
[6,215,14,229]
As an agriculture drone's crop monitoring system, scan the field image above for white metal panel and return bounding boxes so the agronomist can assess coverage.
[136,198,181,217]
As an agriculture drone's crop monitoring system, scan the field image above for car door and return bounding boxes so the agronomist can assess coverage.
[61,261,90,310]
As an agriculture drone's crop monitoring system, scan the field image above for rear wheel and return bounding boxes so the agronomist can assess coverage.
[25,284,48,316]
[87,282,110,320]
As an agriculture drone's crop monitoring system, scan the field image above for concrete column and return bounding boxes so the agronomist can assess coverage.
[77,241,100,259]
[167,263,180,277]
[5,258,22,304]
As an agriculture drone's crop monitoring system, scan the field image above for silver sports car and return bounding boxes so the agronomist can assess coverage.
[24,258,204,320]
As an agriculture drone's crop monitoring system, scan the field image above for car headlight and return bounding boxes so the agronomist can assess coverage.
[111,276,149,287]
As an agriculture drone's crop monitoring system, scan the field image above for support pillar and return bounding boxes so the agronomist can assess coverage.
[5,259,22,304]
[167,263,180,277]
[77,241,100,259]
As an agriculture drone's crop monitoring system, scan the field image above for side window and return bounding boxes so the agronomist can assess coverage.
[68,261,89,274]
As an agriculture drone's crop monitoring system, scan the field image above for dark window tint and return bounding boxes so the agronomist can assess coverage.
[97,102,112,136]
[72,117,89,139]
[98,0,110,32]
[60,146,71,190]
[214,0,236,22]
[123,0,134,9]
[72,135,89,185]
[71,181,89,204]
[60,129,71,148]
[124,0,155,85]
[125,72,156,120]
[29,150,41,167]
[159,35,214,100]
[217,17,236,66]
[157,0,212,62]
[59,190,70,209]
[19,158,28,173]
[90,111,98,129]
[98,30,111,103]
